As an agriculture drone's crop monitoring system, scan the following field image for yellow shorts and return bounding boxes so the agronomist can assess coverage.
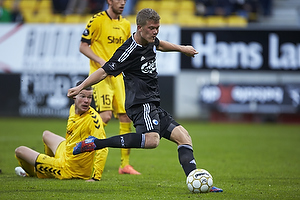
[92,73,126,117]
[35,141,71,179]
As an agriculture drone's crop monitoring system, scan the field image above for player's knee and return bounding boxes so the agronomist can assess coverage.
[42,130,51,143]
[15,146,25,157]
[43,130,50,137]
[145,132,160,149]
[183,132,192,145]
[171,126,193,146]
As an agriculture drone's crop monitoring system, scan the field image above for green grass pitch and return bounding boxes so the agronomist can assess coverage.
[0,117,299,199]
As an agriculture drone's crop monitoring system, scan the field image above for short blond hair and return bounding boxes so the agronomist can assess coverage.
[136,8,160,26]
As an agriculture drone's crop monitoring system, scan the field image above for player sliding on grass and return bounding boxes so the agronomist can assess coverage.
[15,82,108,181]
[67,8,222,192]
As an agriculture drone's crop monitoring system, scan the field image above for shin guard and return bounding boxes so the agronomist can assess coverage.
[178,145,197,176]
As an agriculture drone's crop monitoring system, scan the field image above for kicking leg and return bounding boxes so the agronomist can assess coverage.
[73,131,160,155]
[170,126,223,192]
[169,125,197,176]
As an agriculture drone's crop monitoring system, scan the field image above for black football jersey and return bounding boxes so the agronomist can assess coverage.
[102,34,161,109]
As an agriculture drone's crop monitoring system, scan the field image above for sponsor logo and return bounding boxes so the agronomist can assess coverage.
[83,29,89,36]
[19,73,77,118]
[269,33,300,70]
[287,86,300,106]
[120,136,125,147]
[190,159,196,165]
[195,172,209,178]
[108,36,125,44]
[231,86,283,104]
[108,62,116,70]
[191,32,263,69]
[190,32,300,70]
[85,137,95,143]
[201,178,208,184]
[141,60,156,74]
[200,85,221,103]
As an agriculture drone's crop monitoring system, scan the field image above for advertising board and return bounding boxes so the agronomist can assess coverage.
[181,28,300,71]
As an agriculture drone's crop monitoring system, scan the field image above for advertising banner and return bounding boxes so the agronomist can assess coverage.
[181,28,300,71]
[0,23,180,117]
[0,24,89,74]
[18,73,88,118]
[0,73,87,118]
[199,84,300,114]
[0,24,180,75]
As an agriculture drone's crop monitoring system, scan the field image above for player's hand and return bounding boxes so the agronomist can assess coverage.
[182,45,198,57]
[67,86,80,99]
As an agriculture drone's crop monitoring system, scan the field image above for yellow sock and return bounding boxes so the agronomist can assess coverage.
[120,122,131,168]
[15,155,36,177]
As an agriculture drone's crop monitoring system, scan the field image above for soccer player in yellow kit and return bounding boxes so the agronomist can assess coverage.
[79,0,140,174]
[15,82,108,181]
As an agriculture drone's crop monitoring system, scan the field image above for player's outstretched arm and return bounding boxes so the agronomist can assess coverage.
[157,40,198,57]
[67,68,108,99]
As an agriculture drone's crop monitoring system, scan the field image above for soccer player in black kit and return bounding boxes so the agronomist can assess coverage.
[68,8,222,192]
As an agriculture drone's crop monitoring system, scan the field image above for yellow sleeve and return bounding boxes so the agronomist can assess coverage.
[81,12,102,43]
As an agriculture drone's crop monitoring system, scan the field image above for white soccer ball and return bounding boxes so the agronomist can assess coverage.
[186,169,213,193]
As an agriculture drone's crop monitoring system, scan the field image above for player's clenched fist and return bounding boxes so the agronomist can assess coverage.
[67,86,80,99]
[182,45,198,57]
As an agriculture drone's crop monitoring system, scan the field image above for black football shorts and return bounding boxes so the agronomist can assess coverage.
[126,102,179,140]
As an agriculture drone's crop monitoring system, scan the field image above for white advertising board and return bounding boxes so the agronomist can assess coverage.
[0,23,180,75]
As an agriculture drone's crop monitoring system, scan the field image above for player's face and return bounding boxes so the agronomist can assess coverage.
[110,0,127,15]
[74,89,93,114]
[139,20,160,43]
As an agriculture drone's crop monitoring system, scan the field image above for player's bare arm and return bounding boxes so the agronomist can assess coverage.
[67,68,108,98]
[157,40,198,57]
[79,42,106,67]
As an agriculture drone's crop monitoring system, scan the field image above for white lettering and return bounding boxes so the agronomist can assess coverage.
[192,32,263,69]
[200,85,221,103]
[231,86,283,104]
[22,25,89,73]
[269,33,300,70]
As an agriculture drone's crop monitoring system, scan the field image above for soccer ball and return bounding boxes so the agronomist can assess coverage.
[186,169,213,193]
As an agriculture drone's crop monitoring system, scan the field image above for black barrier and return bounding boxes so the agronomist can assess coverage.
[181,28,300,71]
[0,74,20,116]
[0,73,88,118]
[0,73,174,118]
